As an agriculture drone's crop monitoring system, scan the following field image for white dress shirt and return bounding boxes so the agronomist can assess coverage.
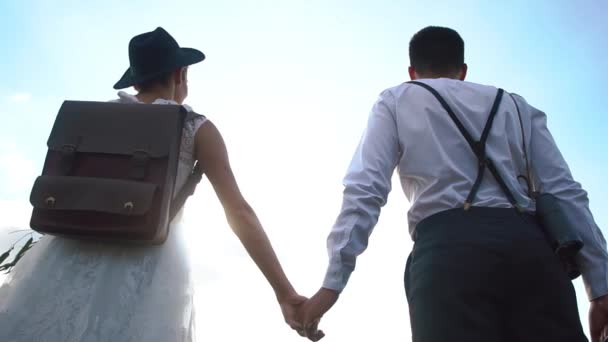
[323,78,608,300]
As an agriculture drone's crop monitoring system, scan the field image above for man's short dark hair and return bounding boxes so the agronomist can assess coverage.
[409,26,465,75]
[136,71,173,92]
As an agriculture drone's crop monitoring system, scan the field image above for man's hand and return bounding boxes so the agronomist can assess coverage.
[590,294,608,342]
[297,288,339,341]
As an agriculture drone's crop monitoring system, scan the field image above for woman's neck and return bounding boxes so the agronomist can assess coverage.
[135,88,175,104]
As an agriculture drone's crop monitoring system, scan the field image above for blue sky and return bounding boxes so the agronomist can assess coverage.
[1,0,607,340]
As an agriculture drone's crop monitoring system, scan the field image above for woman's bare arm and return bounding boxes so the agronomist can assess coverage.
[193,121,304,327]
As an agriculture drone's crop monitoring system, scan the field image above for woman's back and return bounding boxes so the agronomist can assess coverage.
[0,93,205,342]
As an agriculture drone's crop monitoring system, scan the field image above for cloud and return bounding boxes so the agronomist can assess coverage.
[8,93,32,102]
[0,142,37,199]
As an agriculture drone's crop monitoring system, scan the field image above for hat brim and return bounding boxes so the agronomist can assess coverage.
[113,47,205,90]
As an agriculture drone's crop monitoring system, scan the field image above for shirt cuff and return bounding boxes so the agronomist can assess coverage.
[581,253,608,301]
[322,260,353,293]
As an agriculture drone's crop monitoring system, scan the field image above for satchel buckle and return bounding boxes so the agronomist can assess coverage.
[45,196,56,207]
[123,201,134,213]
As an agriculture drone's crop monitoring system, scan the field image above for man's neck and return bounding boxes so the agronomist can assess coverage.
[416,73,460,80]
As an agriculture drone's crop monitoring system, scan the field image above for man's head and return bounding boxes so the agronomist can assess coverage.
[408,26,467,80]
[114,27,204,104]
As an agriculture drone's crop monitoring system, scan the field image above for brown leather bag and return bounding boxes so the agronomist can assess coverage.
[29,100,203,244]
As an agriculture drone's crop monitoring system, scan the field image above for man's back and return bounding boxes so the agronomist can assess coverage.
[388,78,534,231]
[330,76,605,296]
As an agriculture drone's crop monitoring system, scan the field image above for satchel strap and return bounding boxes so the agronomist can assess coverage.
[169,161,203,221]
[168,111,206,221]
[130,150,150,180]
[60,143,77,175]
[408,81,522,211]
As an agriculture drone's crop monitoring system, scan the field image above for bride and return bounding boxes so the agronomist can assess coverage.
[0,27,305,342]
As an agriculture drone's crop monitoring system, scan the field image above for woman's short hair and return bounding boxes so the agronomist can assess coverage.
[136,71,173,92]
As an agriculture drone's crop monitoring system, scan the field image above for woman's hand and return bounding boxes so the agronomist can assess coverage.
[279,292,308,332]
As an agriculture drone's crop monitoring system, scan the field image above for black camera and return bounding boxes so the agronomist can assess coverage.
[536,193,584,279]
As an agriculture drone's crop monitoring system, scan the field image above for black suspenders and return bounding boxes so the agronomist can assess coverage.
[408,81,522,212]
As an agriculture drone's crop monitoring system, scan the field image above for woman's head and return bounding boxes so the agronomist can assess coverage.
[114,27,203,103]
[134,66,189,104]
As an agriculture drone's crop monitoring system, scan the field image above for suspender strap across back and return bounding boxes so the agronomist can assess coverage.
[408,81,522,211]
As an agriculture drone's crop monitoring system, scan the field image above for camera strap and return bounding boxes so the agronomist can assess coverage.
[508,93,540,200]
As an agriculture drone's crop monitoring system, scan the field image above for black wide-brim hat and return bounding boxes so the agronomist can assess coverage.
[114,27,205,90]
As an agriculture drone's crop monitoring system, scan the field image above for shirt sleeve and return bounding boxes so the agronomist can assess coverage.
[322,90,400,292]
[526,98,608,301]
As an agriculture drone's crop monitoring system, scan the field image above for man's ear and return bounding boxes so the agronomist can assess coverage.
[408,66,417,80]
[459,64,468,81]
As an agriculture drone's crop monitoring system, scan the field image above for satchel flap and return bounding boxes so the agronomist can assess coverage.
[47,100,187,157]
[30,175,157,216]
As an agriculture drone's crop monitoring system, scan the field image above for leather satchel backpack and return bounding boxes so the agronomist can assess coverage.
[29,100,203,244]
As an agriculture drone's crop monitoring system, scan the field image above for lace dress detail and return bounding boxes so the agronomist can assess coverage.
[179,118,204,166]
[0,93,207,342]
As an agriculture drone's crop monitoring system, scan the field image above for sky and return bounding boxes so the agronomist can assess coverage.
[0,0,607,340]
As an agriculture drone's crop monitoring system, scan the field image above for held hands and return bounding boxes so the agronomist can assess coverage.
[294,287,340,341]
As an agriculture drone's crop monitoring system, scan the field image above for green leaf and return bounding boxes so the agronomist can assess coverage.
[0,262,15,273]
[0,247,14,265]
[0,238,35,273]
[13,238,33,260]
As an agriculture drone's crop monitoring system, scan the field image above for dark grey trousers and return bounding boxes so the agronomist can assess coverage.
[404,207,588,342]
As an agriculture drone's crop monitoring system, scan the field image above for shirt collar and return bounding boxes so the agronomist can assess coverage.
[115,91,193,112]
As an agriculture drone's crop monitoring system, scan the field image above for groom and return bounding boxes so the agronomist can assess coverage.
[296,26,608,342]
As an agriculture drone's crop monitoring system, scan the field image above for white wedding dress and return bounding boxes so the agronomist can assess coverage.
[0,92,207,342]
